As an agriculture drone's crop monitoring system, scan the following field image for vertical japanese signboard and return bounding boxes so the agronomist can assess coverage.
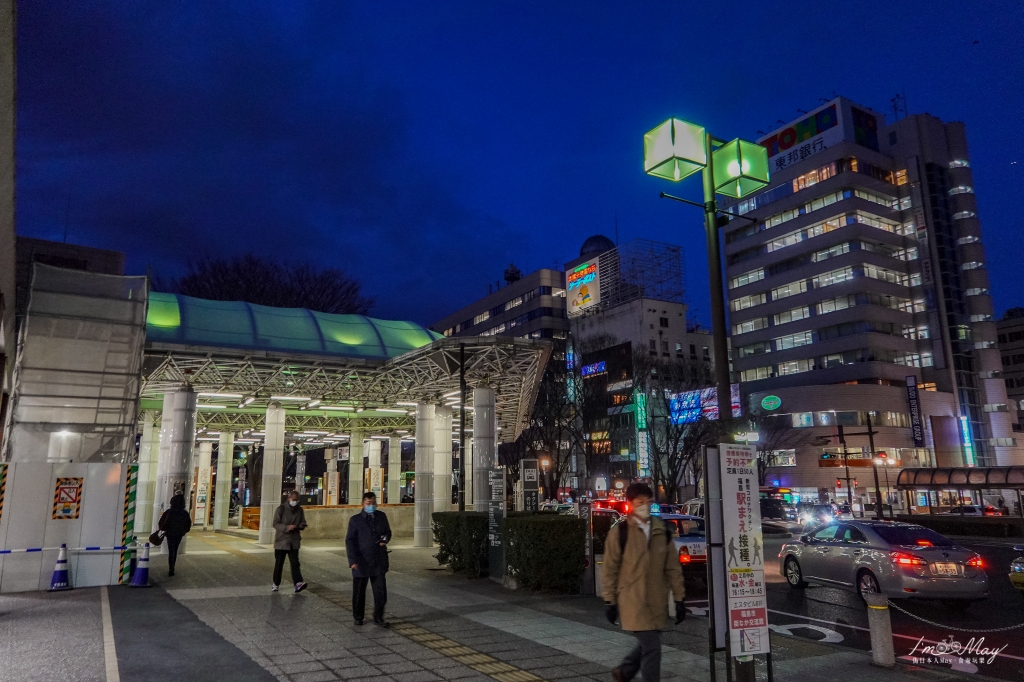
[521,458,539,511]
[720,443,769,657]
[487,468,506,580]
[905,376,925,447]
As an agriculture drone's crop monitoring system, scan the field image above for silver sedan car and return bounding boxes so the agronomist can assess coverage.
[779,521,988,610]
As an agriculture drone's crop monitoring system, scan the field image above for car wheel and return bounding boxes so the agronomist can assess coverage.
[784,557,808,589]
[856,569,880,601]
[942,599,970,612]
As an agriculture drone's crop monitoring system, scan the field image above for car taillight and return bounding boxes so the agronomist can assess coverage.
[891,551,927,566]
[679,547,691,563]
[967,555,984,568]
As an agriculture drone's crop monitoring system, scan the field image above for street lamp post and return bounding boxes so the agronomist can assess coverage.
[644,120,769,424]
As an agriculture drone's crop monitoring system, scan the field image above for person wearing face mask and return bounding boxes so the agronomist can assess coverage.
[272,491,308,593]
[601,483,686,682]
[346,492,393,626]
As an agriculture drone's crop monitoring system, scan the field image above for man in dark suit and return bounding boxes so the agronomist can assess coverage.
[345,491,392,626]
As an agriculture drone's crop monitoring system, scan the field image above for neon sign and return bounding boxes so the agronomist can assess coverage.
[567,258,600,315]
[568,262,597,290]
[581,361,606,377]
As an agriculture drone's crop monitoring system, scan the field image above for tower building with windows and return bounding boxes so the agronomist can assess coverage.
[724,97,1019,501]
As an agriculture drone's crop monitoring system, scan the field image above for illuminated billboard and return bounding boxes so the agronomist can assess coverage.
[567,257,600,316]
[669,384,741,423]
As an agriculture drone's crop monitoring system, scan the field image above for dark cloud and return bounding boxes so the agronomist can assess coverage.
[17,2,522,322]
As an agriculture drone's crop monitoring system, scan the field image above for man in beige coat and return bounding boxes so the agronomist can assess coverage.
[602,483,686,682]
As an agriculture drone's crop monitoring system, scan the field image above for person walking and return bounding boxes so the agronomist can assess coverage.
[346,492,392,627]
[157,493,192,577]
[602,483,686,682]
[272,491,308,593]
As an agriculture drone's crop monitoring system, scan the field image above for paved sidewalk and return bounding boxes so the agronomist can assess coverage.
[0,531,981,682]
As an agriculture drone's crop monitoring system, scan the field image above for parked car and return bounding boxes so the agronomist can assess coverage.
[942,505,1000,516]
[779,521,988,610]
[593,507,623,522]
[680,498,704,518]
[661,513,707,579]
[760,498,791,521]
[1010,545,1024,597]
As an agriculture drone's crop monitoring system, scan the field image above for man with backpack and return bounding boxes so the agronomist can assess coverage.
[602,482,686,682]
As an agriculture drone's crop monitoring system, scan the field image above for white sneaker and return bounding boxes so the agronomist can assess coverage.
[271,584,279,592]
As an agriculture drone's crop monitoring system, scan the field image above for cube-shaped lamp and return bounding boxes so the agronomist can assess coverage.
[712,138,769,198]
[643,118,706,182]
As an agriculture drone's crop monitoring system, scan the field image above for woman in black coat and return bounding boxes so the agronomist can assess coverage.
[158,493,192,576]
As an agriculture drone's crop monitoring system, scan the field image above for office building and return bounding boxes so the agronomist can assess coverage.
[997,308,1024,432]
[0,0,14,447]
[724,97,1020,503]
[432,265,568,341]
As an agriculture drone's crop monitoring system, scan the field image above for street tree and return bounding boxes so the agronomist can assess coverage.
[159,254,373,314]
[745,413,814,485]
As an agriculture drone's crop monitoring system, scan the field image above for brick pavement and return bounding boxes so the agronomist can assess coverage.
[0,530,980,682]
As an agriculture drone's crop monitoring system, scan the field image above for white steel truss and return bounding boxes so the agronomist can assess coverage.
[141,336,551,440]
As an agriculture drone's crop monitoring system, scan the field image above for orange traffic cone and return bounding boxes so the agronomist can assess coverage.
[48,544,72,591]
[128,542,151,588]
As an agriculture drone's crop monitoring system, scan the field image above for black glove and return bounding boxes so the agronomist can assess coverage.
[675,602,686,624]
[605,603,619,624]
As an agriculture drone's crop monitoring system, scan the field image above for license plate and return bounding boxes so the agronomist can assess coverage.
[934,562,958,576]
[688,542,707,556]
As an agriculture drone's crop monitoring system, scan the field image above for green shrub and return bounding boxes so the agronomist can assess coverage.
[503,515,585,592]
[432,511,489,576]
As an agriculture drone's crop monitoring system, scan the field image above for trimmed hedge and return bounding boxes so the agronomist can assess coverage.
[503,515,585,592]
[432,511,489,576]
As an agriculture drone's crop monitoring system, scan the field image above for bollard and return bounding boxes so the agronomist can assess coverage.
[864,593,895,667]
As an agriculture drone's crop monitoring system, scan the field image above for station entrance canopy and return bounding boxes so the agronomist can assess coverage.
[141,293,552,443]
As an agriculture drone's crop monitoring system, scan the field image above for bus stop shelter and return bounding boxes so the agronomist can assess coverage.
[895,466,1024,517]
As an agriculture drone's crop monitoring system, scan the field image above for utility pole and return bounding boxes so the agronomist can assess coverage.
[836,416,880,519]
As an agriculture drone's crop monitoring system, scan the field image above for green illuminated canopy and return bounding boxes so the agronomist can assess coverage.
[712,138,769,198]
[644,118,706,182]
[145,292,441,361]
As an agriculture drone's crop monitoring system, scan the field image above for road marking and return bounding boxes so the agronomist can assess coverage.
[768,608,1024,662]
[768,623,844,643]
[100,586,120,682]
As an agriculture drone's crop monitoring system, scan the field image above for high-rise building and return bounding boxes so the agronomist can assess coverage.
[724,97,1020,503]
[997,308,1024,433]
[0,0,15,448]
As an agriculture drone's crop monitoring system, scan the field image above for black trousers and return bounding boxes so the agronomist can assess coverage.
[167,535,183,572]
[273,548,304,586]
[352,574,387,622]
[619,630,661,682]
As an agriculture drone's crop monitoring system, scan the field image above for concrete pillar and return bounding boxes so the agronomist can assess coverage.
[472,387,496,513]
[257,403,286,545]
[153,388,197,553]
[414,403,435,547]
[135,410,160,537]
[387,436,402,504]
[365,439,382,498]
[348,432,364,504]
[434,406,453,512]
[324,448,339,505]
[465,439,473,508]
[213,431,234,530]
[194,441,213,528]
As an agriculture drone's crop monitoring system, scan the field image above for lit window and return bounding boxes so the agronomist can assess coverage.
[778,359,813,376]
[773,307,810,325]
[964,287,988,296]
[772,280,807,301]
[949,159,971,168]
[733,317,768,335]
[961,261,984,271]
[970,314,992,323]
[731,293,766,312]
[474,311,490,325]
[953,210,976,220]
[894,169,908,185]
[862,265,906,285]
[958,235,979,245]
[813,266,855,288]
[729,268,764,289]
[949,186,974,196]
[775,332,813,350]
[740,366,772,382]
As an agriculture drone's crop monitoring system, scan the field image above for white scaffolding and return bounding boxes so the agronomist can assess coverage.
[1,264,147,463]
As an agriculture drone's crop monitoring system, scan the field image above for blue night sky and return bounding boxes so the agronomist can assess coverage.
[17,1,1024,326]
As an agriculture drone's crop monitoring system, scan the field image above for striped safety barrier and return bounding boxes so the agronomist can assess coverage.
[0,545,129,554]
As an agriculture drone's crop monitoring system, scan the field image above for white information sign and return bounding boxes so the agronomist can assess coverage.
[719,443,769,657]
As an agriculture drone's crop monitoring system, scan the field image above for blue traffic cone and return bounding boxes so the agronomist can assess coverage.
[128,542,152,588]
[48,544,72,591]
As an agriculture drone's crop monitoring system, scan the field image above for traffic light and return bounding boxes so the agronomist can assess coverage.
[836,478,842,488]
[854,478,859,487]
